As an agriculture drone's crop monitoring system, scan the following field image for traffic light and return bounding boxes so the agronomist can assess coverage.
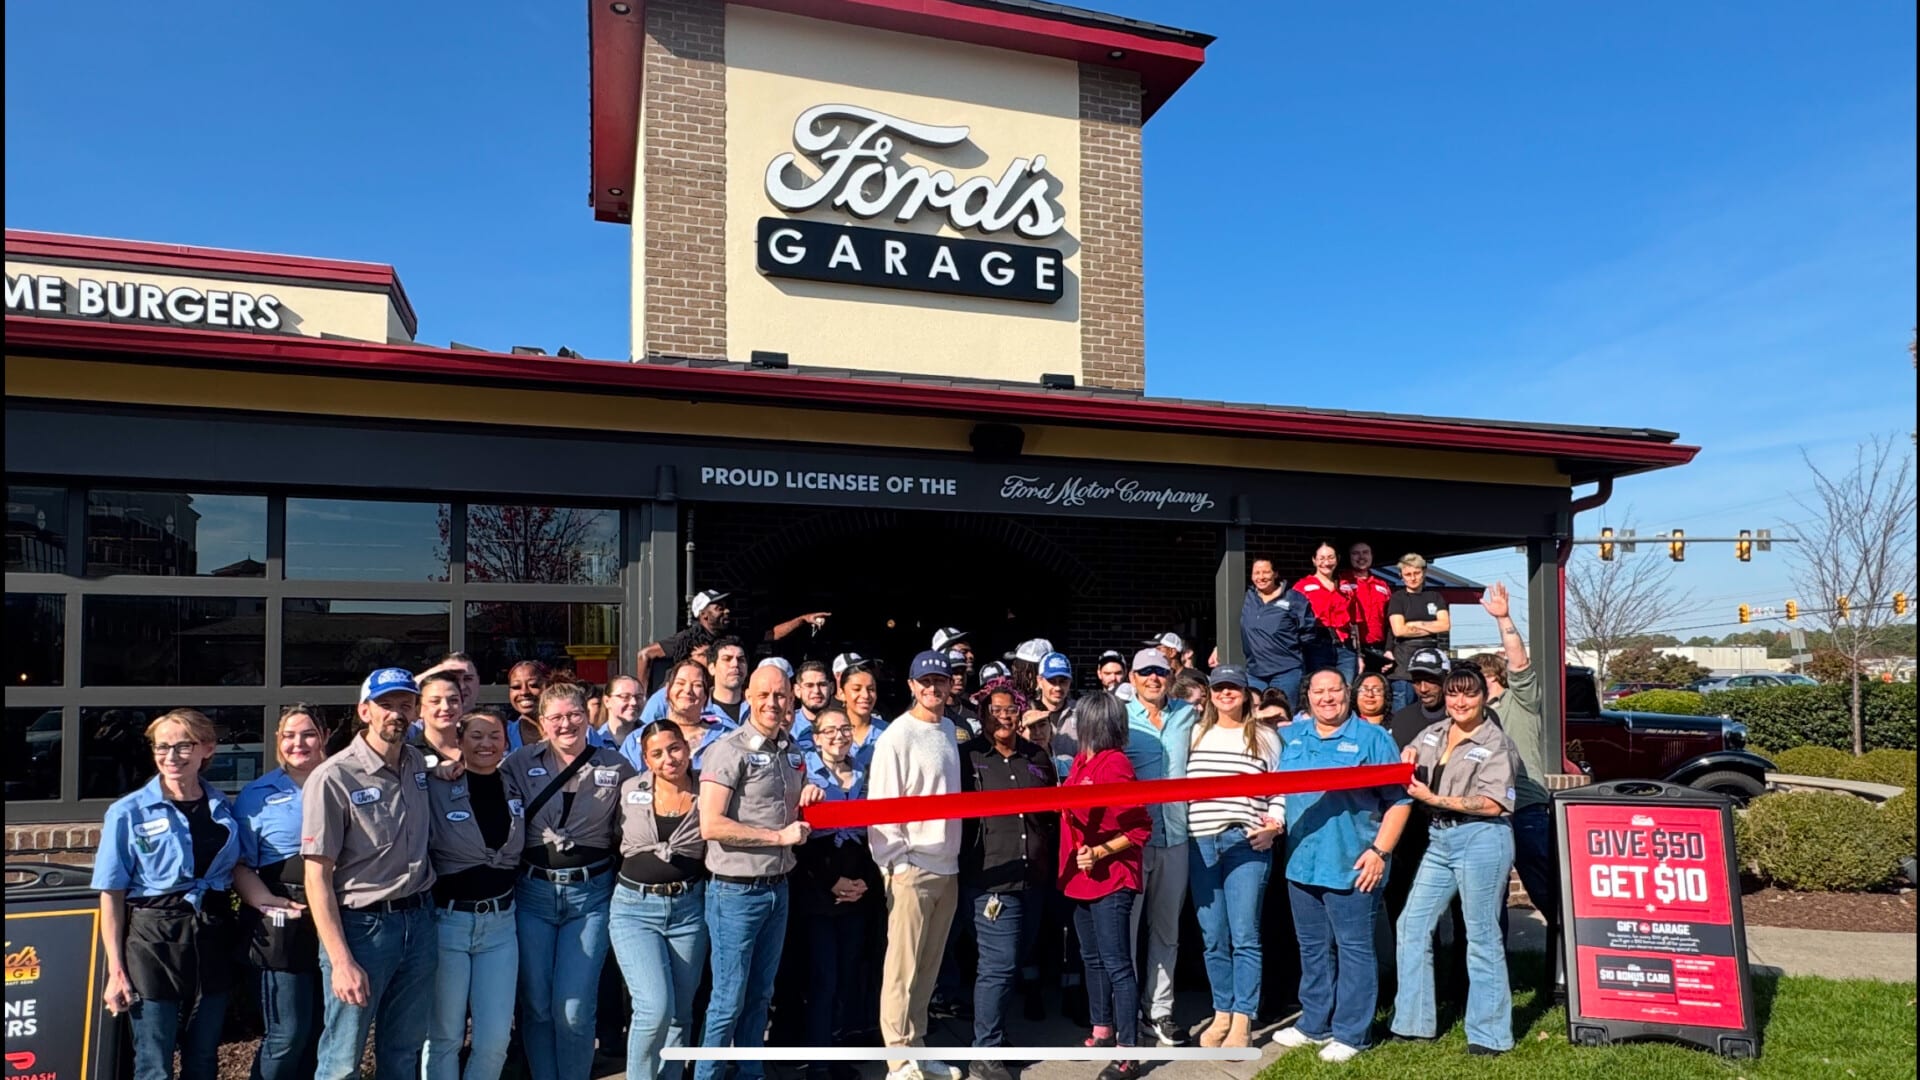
[1738,603,1751,624]
[1599,527,1616,561]
[1735,529,1752,562]
[1896,592,1910,617]
[1668,529,1686,562]
[1837,596,1850,621]
[1785,600,1798,622]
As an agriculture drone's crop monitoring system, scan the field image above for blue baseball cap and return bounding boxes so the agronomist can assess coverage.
[360,667,419,704]
[1208,664,1249,689]
[909,650,952,681]
[1039,652,1072,681]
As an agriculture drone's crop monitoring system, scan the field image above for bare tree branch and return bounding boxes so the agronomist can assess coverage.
[1786,434,1918,753]
[1566,512,1694,683]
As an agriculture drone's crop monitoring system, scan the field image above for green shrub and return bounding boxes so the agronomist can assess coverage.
[1703,682,1917,753]
[1771,745,1855,779]
[1883,788,1916,856]
[1840,749,1918,790]
[1742,791,1903,891]
[1614,689,1707,715]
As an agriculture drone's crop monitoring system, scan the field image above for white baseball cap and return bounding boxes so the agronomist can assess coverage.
[831,652,867,678]
[690,590,730,617]
[1144,632,1186,653]
[932,627,970,651]
[1005,638,1054,664]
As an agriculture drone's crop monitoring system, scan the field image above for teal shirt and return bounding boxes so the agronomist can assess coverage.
[1124,698,1198,847]
[1278,716,1410,890]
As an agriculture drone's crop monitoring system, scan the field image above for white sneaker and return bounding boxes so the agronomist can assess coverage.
[887,1063,963,1080]
[1271,1026,1330,1050]
[1318,1041,1361,1063]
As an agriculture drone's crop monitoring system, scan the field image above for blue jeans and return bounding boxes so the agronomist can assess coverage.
[1390,680,1417,712]
[1189,828,1272,1016]
[1249,670,1304,711]
[1334,645,1358,685]
[252,969,321,1080]
[1391,819,1515,1051]
[428,905,519,1080]
[803,906,872,1049]
[970,889,1040,1047]
[1072,889,1139,1047]
[516,872,616,1080]
[1512,805,1558,921]
[129,991,228,1080]
[1288,880,1378,1049]
[697,879,790,1080]
[315,903,438,1080]
[609,883,709,1080]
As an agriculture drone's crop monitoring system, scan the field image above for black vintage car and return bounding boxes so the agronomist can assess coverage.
[1562,666,1774,802]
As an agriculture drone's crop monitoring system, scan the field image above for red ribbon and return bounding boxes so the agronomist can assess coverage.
[801,763,1414,830]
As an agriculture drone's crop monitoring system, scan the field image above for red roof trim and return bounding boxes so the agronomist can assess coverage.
[5,229,419,338]
[587,0,1208,223]
[4,316,1700,473]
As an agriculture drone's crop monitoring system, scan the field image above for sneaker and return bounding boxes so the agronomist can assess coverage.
[1095,1062,1142,1080]
[1318,1041,1361,1063]
[1149,1015,1186,1046]
[1467,1044,1507,1057]
[1271,1026,1330,1050]
[929,996,964,1020]
[887,1064,963,1080]
[969,1061,1014,1080]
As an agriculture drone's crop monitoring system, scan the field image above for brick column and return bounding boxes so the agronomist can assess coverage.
[640,0,728,360]
[1078,64,1145,391]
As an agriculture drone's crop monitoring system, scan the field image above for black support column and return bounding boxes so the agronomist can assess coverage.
[631,466,682,683]
[1214,498,1250,665]
[1526,538,1567,775]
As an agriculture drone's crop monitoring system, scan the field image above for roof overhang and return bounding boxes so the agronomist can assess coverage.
[3,316,1698,485]
[588,0,1212,223]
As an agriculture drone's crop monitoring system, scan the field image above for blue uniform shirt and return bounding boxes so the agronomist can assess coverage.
[805,758,870,846]
[790,708,818,754]
[1277,715,1410,890]
[234,768,305,868]
[1124,698,1198,848]
[92,775,243,906]
[1242,586,1320,681]
[618,709,740,773]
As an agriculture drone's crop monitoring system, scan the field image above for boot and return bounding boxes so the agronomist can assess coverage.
[1224,1013,1252,1048]
[1197,1011,1232,1048]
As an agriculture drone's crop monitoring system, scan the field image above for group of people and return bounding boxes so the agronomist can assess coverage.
[92,545,1556,1080]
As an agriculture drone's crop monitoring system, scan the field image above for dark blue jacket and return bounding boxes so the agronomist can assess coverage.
[1242,586,1319,680]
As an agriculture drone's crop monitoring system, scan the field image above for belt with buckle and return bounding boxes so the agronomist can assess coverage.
[524,860,612,885]
[346,890,431,914]
[443,892,515,914]
[712,872,787,888]
[618,876,697,897]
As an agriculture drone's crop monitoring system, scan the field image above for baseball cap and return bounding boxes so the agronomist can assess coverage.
[690,590,731,618]
[1005,638,1054,663]
[977,660,1011,684]
[944,647,971,672]
[360,667,419,704]
[755,656,794,679]
[1039,652,1072,681]
[909,650,952,681]
[1408,647,1451,678]
[1143,632,1186,653]
[831,652,867,679]
[1208,664,1249,688]
[1131,648,1171,675]
[1097,649,1126,667]
[932,627,970,651]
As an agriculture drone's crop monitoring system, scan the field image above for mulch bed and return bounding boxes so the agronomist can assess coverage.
[1739,885,1917,933]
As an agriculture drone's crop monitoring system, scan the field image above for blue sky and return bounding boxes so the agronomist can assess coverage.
[7,1,1914,647]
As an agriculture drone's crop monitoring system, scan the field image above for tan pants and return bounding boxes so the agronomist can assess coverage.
[880,865,960,1068]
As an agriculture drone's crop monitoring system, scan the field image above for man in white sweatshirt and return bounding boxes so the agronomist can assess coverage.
[868,650,965,1080]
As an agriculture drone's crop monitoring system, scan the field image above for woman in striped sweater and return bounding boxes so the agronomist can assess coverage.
[1185,664,1286,1048]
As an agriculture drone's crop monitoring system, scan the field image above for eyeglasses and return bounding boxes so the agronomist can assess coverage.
[1135,668,1171,680]
[987,706,1022,717]
[151,741,200,758]
[543,710,588,723]
[608,693,640,702]
[815,726,853,739]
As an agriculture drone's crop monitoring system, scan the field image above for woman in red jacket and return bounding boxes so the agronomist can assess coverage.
[1059,692,1154,1080]
[1294,542,1359,680]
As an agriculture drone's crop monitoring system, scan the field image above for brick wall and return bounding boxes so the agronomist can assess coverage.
[640,0,728,360]
[6,824,102,875]
[1077,64,1146,391]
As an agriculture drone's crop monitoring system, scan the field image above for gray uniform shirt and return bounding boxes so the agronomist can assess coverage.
[618,773,706,863]
[1408,718,1520,815]
[300,735,436,907]
[699,725,807,879]
[427,770,525,876]
[501,742,634,859]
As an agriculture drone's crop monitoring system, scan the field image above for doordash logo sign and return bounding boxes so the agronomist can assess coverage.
[757,104,1067,305]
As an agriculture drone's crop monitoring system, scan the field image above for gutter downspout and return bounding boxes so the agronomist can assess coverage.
[1556,476,1614,771]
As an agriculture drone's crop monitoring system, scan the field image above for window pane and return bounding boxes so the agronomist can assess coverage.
[80,705,264,799]
[466,602,620,684]
[5,593,65,686]
[82,596,266,686]
[6,485,66,573]
[282,600,449,686]
[464,505,621,585]
[86,490,267,577]
[7,708,62,801]
[286,498,450,582]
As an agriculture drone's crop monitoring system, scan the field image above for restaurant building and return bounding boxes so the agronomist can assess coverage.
[4,0,1695,850]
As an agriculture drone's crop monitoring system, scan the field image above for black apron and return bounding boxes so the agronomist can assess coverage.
[125,891,237,1003]
[239,856,320,972]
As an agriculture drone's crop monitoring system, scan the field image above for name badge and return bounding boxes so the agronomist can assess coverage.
[1427,603,1438,616]
[1465,747,1493,763]
[1507,787,1517,802]
[787,754,804,770]
[350,787,382,806]
[593,768,620,788]
[451,784,467,799]
[1338,742,1360,754]
[1279,599,1291,608]
[626,790,646,804]
[138,818,170,837]
[746,752,772,767]
[414,771,429,789]
[1422,733,1441,746]
[528,767,549,778]
[265,792,295,806]
[445,810,472,823]
[508,798,525,817]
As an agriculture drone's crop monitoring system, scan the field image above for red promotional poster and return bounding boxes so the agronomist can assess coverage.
[1564,803,1748,1031]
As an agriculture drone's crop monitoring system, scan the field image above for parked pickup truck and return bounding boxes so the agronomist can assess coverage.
[1563,665,1774,802]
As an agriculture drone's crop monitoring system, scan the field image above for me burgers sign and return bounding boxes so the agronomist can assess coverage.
[756,105,1067,304]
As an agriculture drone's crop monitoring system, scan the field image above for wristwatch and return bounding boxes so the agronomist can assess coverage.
[1367,843,1391,860]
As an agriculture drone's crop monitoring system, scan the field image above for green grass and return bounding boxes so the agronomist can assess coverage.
[1255,960,1917,1080]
